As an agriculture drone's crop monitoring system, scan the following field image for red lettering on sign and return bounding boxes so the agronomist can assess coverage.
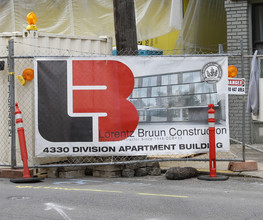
[72,60,139,142]
[228,79,245,86]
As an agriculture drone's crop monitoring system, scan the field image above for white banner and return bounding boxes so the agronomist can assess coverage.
[35,56,229,157]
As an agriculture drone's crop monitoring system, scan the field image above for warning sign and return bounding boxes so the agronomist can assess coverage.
[228,78,245,95]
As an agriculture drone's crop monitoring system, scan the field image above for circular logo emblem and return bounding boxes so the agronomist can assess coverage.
[201,62,222,84]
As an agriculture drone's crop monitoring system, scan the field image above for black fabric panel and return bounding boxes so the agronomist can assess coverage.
[37,60,93,142]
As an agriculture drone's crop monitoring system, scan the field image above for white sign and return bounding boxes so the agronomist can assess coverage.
[228,78,245,95]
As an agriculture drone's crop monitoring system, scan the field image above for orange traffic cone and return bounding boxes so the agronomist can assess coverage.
[10,102,43,183]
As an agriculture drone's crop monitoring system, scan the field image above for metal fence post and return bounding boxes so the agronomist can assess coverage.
[240,39,246,162]
[218,44,224,54]
[8,39,16,168]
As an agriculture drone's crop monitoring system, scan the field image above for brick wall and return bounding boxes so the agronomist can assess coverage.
[224,0,252,143]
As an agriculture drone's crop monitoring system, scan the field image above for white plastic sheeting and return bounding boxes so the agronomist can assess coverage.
[176,0,226,53]
[0,0,182,42]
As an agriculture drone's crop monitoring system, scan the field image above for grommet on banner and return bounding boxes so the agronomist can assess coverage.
[10,102,44,183]
[198,104,229,181]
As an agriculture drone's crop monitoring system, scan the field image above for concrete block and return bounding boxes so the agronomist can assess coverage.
[93,170,121,178]
[34,168,48,178]
[85,167,93,176]
[60,167,86,172]
[93,165,123,172]
[135,162,147,168]
[228,160,258,172]
[135,168,147,177]
[125,162,146,170]
[122,169,135,177]
[146,162,160,168]
[147,167,161,176]
[0,168,33,179]
[125,163,139,170]
[47,168,59,178]
[59,170,85,178]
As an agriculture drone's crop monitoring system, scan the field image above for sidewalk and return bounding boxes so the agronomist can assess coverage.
[1,144,263,179]
[159,144,263,179]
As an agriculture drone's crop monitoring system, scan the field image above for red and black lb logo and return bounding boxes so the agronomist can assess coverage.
[37,59,139,142]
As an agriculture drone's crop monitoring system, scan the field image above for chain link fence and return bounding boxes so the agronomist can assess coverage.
[0,57,10,167]
[0,36,247,171]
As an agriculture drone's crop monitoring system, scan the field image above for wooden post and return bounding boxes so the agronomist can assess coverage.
[113,0,138,55]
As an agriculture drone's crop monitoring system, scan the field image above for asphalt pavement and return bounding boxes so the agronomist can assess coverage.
[2,173,263,220]
[1,146,263,219]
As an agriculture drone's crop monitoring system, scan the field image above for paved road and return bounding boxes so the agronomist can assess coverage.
[1,175,263,220]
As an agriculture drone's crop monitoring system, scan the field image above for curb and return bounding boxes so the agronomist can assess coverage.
[198,169,263,179]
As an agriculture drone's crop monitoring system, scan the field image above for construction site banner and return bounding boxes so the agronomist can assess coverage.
[34,56,229,157]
